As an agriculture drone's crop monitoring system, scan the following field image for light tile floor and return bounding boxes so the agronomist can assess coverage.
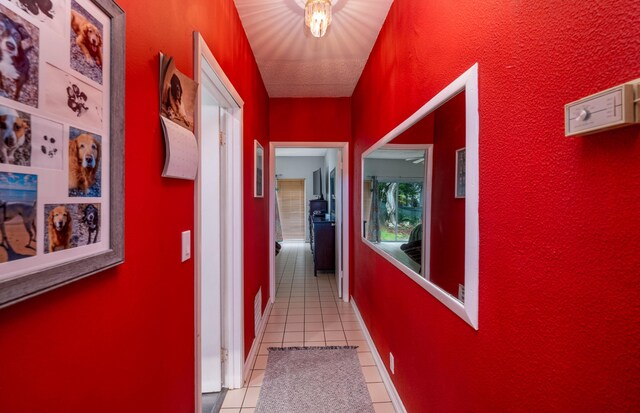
[221,241,396,413]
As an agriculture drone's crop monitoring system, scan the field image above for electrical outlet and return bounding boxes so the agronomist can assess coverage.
[390,352,395,374]
[181,231,191,262]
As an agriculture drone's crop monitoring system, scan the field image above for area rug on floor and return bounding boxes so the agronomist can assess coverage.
[255,346,374,413]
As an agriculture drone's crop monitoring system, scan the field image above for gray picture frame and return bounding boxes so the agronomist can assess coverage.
[455,147,466,199]
[0,0,125,308]
[254,140,264,198]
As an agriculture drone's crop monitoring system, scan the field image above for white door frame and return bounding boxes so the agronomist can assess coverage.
[194,32,245,411]
[269,142,350,303]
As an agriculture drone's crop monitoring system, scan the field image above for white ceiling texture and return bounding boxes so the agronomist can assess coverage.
[234,0,394,97]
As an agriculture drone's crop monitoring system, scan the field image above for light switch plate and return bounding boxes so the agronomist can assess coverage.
[181,231,191,262]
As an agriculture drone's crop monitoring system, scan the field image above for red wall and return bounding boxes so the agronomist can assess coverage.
[0,1,269,412]
[429,92,466,297]
[270,98,352,142]
[352,1,640,412]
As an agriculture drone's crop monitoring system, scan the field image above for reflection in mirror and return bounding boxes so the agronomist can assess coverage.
[361,64,478,329]
[363,144,429,276]
[362,91,467,302]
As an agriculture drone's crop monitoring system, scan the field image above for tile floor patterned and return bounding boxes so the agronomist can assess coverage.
[221,241,396,413]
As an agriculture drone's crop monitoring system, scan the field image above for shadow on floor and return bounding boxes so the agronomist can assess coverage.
[203,389,227,413]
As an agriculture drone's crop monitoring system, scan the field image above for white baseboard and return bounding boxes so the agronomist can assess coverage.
[351,299,407,413]
[242,299,273,384]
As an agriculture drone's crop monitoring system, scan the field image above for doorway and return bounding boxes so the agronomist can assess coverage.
[194,33,244,412]
[269,142,350,304]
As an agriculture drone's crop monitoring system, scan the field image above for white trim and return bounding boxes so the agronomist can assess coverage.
[360,63,479,330]
[351,299,407,413]
[243,300,273,382]
[194,33,245,413]
[269,142,350,304]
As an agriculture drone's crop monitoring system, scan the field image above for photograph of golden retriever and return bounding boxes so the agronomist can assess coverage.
[68,127,101,197]
[43,203,100,254]
[46,205,71,252]
[69,1,102,84]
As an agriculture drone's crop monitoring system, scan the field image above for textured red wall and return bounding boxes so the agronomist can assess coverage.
[352,1,640,412]
[270,98,352,142]
[0,1,269,412]
[429,92,466,297]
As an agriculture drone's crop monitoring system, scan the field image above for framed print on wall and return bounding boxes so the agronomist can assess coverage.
[0,0,125,308]
[455,147,466,198]
[254,140,264,198]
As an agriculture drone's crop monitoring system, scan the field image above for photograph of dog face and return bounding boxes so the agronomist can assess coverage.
[43,202,100,253]
[161,59,197,133]
[68,126,101,197]
[43,63,103,129]
[0,104,31,166]
[70,0,103,85]
[29,115,62,170]
[0,4,39,107]
[0,171,37,263]
[8,0,66,36]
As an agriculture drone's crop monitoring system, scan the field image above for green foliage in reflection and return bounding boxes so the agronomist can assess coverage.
[377,182,423,242]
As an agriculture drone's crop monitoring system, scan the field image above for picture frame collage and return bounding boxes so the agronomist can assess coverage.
[0,0,124,307]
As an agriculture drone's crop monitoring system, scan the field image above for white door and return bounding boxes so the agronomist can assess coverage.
[200,89,223,393]
[335,151,343,298]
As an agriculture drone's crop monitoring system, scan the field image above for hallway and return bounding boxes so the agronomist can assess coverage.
[221,241,396,412]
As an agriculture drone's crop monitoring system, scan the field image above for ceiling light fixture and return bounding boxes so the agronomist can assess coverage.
[305,0,332,38]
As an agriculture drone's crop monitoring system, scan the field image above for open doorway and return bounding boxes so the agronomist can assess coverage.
[269,143,350,304]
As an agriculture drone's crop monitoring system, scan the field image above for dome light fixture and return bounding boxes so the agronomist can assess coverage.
[305,0,332,38]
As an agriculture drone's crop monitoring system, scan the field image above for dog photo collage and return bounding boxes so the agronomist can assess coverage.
[0,0,109,272]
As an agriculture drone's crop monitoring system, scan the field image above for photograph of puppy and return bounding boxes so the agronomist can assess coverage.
[0,104,31,166]
[70,0,102,85]
[81,203,99,244]
[68,127,101,197]
[161,58,196,133]
[46,204,71,252]
[29,115,62,170]
[0,4,39,107]
[0,172,37,263]
[43,63,103,129]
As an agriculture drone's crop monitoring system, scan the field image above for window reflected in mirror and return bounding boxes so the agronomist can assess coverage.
[362,91,466,302]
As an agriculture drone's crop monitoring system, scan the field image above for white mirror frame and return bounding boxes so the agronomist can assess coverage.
[361,63,479,329]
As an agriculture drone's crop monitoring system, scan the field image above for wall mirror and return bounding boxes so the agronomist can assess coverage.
[361,64,479,329]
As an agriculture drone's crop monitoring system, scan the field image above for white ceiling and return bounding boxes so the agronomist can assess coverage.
[276,148,328,157]
[234,0,394,97]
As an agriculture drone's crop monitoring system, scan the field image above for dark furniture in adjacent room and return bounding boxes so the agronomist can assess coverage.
[308,200,335,276]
